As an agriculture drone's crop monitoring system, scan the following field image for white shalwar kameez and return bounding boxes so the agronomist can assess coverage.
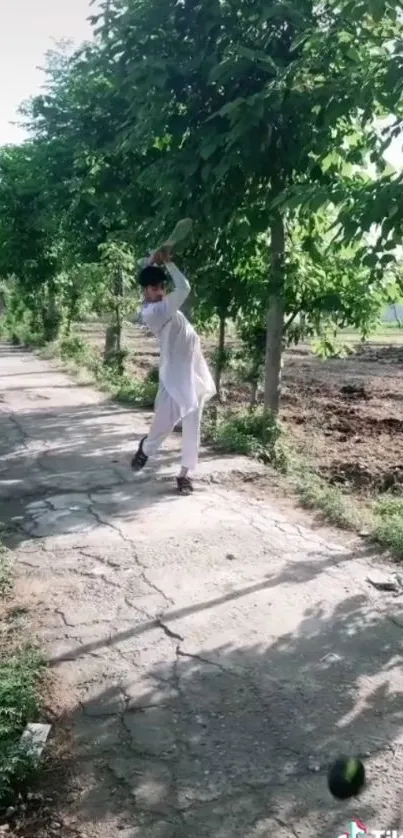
[138,262,216,472]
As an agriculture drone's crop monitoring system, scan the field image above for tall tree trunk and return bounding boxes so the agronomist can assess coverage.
[42,281,61,342]
[214,313,226,398]
[249,373,259,409]
[264,212,285,415]
[114,266,123,354]
[104,267,124,371]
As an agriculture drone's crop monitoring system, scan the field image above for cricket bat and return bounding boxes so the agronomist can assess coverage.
[138,219,193,268]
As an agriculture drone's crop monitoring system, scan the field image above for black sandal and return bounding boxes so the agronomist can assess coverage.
[176,476,194,495]
[131,437,148,471]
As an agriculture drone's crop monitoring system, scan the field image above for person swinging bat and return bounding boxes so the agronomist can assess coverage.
[131,222,216,495]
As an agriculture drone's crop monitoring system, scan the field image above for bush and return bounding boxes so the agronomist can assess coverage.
[373,496,403,559]
[0,553,13,598]
[0,649,44,808]
[58,334,88,360]
[0,540,45,809]
[208,408,287,469]
[110,372,158,409]
[145,365,159,385]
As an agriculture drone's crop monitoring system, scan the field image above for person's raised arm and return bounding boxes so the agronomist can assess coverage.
[163,261,190,316]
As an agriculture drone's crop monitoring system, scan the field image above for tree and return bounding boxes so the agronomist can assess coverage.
[0,142,61,341]
[95,0,400,412]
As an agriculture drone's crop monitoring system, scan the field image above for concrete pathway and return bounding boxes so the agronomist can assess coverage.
[1,345,403,838]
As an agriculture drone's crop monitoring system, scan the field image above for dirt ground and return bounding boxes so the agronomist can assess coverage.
[78,322,403,499]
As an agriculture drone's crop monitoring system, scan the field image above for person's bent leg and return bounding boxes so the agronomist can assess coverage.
[131,388,179,470]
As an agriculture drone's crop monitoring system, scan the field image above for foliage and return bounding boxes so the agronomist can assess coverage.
[0,538,45,810]
[0,553,13,599]
[373,496,403,559]
[295,469,365,531]
[0,0,401,411]
[0,648,44,808]
[207,408,287,470]
[57,335,158,408]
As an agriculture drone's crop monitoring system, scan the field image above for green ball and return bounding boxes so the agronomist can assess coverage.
[327,756,366,800]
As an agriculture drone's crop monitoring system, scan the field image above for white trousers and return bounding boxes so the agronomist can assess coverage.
[142,386,203,472]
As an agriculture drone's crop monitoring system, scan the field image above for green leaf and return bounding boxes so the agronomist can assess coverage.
[218,98,247,118]
[200,140,219,160]
[347,46,361,63]
[368,0,386,21]
[236,45,278,74]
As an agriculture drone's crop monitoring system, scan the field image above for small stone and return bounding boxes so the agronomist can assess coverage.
[20,723,51,759]
[226,553,236,561]
[308,756,321,772]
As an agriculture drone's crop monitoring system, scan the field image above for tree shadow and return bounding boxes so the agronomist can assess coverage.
[0,363,261,553]
[0,396,187,550]
[43,592,403,838]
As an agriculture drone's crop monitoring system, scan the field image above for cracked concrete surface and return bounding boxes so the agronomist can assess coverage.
[2,345,403,837]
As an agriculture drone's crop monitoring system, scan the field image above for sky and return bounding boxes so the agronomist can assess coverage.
[0,0,94,145]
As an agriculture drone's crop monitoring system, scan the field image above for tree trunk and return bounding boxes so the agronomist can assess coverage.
[249,375,259,409]
[114,266,123,354]
[214,313,226,398]
[42,282,61,342]
[104,268,123,371]
[104,324,119,358]
[264,212,285,415]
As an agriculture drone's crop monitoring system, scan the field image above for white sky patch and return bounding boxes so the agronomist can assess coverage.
[0,0,94,145]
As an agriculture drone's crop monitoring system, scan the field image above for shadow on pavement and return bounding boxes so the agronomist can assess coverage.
[0,398,186,549]
[47,550,369,668]
[41,593,403,838]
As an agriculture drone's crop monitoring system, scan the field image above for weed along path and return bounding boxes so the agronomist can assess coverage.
[3,345,403,838]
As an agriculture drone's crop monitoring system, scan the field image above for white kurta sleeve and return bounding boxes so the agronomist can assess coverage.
[163,262,190,316]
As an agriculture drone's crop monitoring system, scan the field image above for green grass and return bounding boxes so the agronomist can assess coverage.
[373,496,403,559]
[293,468,367,531]
[206,408,288,471]
[0,553,13,599]
[206,409,403,560]
[206,408,364,532]
[0,542,46,810]
[0,648,45,808]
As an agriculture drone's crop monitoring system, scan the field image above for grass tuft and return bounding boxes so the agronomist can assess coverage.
[373,496,403,559]
[295,468,365,531]
[0,539,46,809]
[207,408,288,471]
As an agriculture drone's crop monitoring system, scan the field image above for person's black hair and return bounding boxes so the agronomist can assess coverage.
[138,265,167,288]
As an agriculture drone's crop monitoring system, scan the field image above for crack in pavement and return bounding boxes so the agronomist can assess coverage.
[87,497,174,606]
[8,413,30,447]
[156,620,184,642]
[175,645,237,676]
